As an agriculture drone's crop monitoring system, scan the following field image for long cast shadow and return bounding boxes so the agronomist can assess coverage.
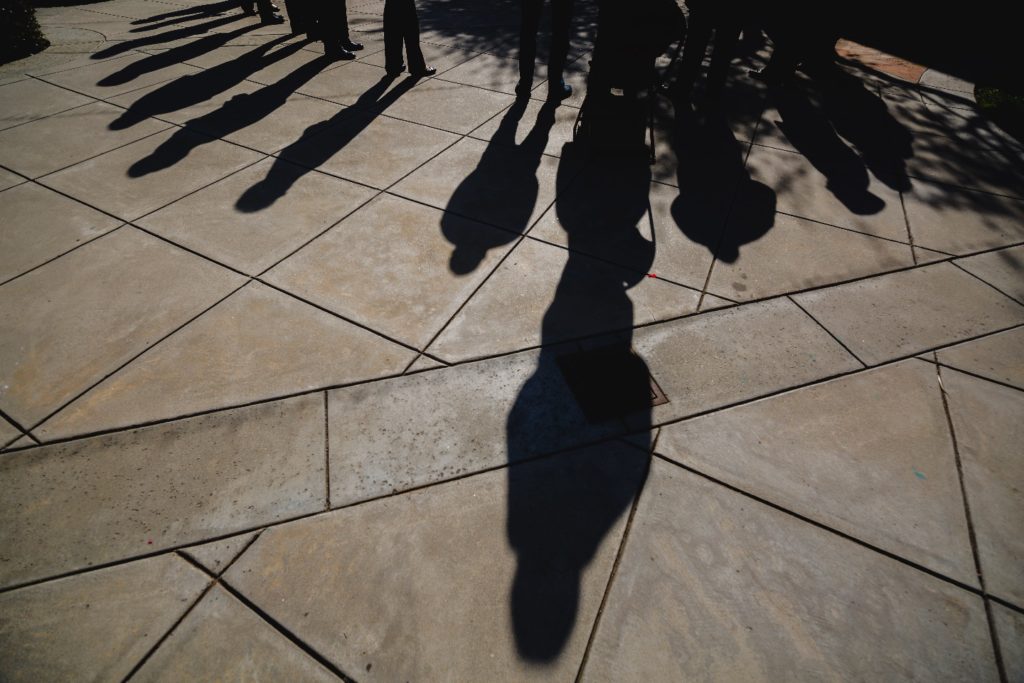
[130,0,239,30]
[110,33,300,130]
[93,13,245,60]
[236,75,420,212]
[444,98,557,274]
[504,143,653,662]
[671,105,776,262]
[129,46,329,177]
[99,21,262,87]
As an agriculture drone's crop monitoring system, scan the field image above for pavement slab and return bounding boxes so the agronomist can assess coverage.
[955,245,1024,303]
[657,360,977,585]
[0,416,20,449]
[0,393,325,588]
[37,282,411,440]
[745,142,909,242]
[932,327,1024,390]
[439,52,544,95]
[393,135,562,232]
[792,262,1024,365]
[428,237,704,362]
[132,584,340,682]
[227,443,645,680]
[139,157,376,274]
[382,77,515,135]
[0,227,244,428]
[0,183,122,283]
[278,109,459,190]
[41,127,263,221]
[942,368,1024,606]
[469,96,580,158]
[582,457,998,681]
[707,212,915,301]
[40,52,203,98]
[265,193,515,349]
[0,167,26,191]
[0,101,171,178]
[0,79,94,131]
[0,554,210,683]
[327,346,621,507]
[902,178,1024,255]
[630,297,862,424]
[993,603,1024,682]
[180,531,259,576]
[906,132,1024,200]
[360,42,479,77]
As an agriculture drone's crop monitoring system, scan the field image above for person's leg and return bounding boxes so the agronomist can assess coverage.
[402,0,430,74]
[518,0,543,93]
[546,0,574,92]
[383,0,404,72]
[255,0,282,21]
[673,7,713,97]
[706,21,741,95]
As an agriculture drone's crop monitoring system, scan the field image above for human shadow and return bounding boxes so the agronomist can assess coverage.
[129,47,329,177]
[92,13,245,60]
[443,98,557,274]
[99,20,262,87]
[236,75,420,212]
[130,0,239,30]
[110,33,300,130]
[504,143,653,662]
[670,105,776,262]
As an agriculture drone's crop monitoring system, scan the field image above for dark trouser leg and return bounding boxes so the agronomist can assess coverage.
[322,0,350,43]
[546,0,573,85]
[383,0,404,70]
[255,0,276,18]
[239,0,255,13]
[519,0,543,83]
[402,0,426,72]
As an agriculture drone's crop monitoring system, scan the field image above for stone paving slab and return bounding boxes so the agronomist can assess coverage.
[0,167,26,191]
[582,458,998,681]
[277,109,459,191]
[0,393,324,588]
[942,369,1024,606]
[792,262,1024,365]
[38,282,412,440]
[265,193,514,349]
[439,52,545,96]
[657,360,977,585]
[0,554,209,683]
[469,95,580,158]
[993,603,1024,683]
[41,52,203,98]
[228,443,644,680]
[631,297,862,424]
[327,346,619,507]
[133,584,340,682]
[707,211,915,301]
[955,245,1024,303]
[0,183,122,283]
[429,237,704,362]
[42,127,262,221]
[907,133,1024,200]
[0,416,20,448]
[902,178,1024,255]
[139,157,375,274]
[360,42,479,77]
[0,227,244,428]
[1,436,34,451]
[932,327,1024,390]
[180,531,258,576]
[0,101,171,178]
[0,79,94,131]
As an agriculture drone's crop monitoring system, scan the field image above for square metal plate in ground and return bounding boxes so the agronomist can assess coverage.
[556,344,668,423]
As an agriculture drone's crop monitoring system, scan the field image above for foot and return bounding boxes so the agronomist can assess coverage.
[340,39,364,51]
[410,65,436,77]
[241,6,256,15]
[385,63,406,77]
[547,80,571,101]
[514,79,532,98]
[325,43,355,60]
[260,12,285,24]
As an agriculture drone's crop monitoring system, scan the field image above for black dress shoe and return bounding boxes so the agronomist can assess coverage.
[340,39,364,51]
[325,43,355,60]
[410,65,436,77]
[385,63,405,77]
[547,80,572,101]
